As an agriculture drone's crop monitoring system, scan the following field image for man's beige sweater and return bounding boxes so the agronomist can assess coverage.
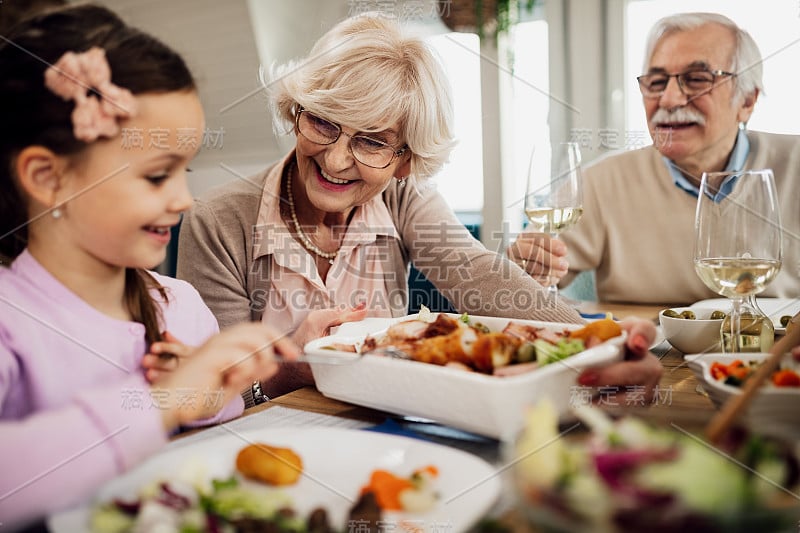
[564,130,800,304]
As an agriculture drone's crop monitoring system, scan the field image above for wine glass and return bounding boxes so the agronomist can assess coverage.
[694,170,782,353]
[523,142,584,298]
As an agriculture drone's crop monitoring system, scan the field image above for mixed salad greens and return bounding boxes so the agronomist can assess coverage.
[514,402,799,532]
[91,476,377,533]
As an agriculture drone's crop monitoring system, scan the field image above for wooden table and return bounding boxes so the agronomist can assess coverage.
[576,302,717,428]
[179,303,718,532]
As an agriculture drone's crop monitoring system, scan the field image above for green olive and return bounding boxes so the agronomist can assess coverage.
[662,309,681,319]
[780,315,791,328]
[709,310,726,320]
[680,310,696,320]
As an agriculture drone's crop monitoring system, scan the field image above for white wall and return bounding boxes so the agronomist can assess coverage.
[102,0,455,198]
[101,0,314,195]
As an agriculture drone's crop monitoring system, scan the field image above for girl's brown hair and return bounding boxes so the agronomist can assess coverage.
[0,4,196,343]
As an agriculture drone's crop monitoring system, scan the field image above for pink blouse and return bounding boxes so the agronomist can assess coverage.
[253,154,399,334]
[0,250,241,528]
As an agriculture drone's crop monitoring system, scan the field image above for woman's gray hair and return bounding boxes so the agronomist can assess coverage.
[643,12,763,103]
[265,13,456,183]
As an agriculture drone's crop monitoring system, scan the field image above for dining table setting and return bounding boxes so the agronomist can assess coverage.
[44,300,800,533]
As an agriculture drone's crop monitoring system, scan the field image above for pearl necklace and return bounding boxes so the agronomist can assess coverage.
[286,163,338,264]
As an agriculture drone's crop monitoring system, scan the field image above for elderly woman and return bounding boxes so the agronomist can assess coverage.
[177,13,661,398]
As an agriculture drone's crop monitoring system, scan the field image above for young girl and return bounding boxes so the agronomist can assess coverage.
[0,5,299,528]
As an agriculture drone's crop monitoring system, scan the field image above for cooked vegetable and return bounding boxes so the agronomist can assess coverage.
[534,338,585,365]
[709,359,800,388]
[360,465,439,512]
[772,369,800,387]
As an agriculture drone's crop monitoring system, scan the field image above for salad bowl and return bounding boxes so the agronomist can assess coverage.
[511,403,800,533]
[685,352,800,442]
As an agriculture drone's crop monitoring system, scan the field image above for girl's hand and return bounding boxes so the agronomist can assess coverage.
[156,323,300,430]
[142,331,193,384]
[291,302,368,347]
[576,317,664,402]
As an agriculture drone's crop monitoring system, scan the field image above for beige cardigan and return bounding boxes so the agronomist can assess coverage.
[563,130,800,304]
[177,154,583,330]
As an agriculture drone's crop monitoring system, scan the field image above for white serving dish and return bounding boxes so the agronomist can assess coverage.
[306,314,627,441]
[691,297,800,335]
[685,352,800,442]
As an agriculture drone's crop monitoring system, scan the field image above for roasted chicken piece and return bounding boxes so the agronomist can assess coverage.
[363,314,622,375]
[365,314,521,373]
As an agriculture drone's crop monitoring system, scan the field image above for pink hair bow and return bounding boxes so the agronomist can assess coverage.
[44,47,138,142]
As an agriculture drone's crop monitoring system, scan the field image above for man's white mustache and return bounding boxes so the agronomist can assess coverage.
[651,107,706,126]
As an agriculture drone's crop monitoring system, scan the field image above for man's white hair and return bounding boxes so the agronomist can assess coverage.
[643,12,763,104]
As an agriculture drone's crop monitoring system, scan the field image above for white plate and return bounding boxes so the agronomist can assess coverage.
[306,314,627,441]
[691,297,800,334]
[48,427,500,532]
[685,353,800,442]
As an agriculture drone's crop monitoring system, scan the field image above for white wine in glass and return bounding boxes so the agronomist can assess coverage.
[694,169,782,353]
[524,142,583,296]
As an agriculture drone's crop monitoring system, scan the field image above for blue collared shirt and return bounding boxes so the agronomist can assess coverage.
[663,128,750,198]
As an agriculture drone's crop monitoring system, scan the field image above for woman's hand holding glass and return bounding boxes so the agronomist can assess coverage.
[694,169,782,353]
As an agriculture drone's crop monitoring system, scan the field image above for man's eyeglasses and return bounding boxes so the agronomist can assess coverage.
[295,108,407,169]
[636,68,736,98]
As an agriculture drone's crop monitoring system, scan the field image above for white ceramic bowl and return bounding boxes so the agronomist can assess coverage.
[659,307,724,354]
[306,314,626,441]
[685,352,800,442]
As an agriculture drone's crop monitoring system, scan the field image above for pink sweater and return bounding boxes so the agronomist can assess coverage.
[0,250,242,528]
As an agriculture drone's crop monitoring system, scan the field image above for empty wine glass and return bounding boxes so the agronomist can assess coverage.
[523,142,583,298]
[694,169,782,353]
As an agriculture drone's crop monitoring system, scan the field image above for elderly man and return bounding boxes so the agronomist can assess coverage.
[509,12,800,305]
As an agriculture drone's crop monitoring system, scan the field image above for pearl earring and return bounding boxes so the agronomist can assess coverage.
[397,177,407,188]
[51,207,62,219]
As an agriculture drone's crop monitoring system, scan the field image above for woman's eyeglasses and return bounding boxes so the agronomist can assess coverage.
[295,108,407,169]
[636,68,736,98]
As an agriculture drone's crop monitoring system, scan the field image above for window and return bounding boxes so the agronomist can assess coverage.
[509,20,550,218]
[625,0,800,136]
[424,32,484,212]
[425,21,550,218]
